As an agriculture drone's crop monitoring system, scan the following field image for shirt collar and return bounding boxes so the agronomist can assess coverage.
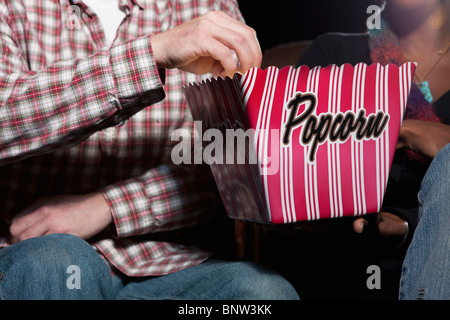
[129,0,147,9]
[69,0,146,10]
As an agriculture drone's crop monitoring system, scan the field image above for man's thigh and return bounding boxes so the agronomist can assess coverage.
[112,258,300,300]
[0,234,113,299]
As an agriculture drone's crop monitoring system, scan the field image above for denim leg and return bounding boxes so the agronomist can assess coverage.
[399,143,450,300]
[0,234,114,300]
[113,258,300,300]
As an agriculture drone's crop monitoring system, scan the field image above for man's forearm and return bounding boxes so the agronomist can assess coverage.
[0,35,165,166]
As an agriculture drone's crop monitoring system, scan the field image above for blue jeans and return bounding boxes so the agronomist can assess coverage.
[0,233,299,300]
[112,259,299,300]
[399,143,450,300]
[0,234,113,299]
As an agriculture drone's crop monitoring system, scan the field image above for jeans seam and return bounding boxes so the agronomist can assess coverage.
[0,272,4,300]
[417,288,425,300]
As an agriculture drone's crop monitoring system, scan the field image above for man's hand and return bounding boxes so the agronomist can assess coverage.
[151,11,262,77]
[9,193,112,243]
[397,119,450,159]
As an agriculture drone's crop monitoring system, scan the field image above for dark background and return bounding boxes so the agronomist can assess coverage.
[237,0,376,51]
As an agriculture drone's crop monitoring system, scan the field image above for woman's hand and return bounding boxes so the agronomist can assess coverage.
[397,119,450,158]
[353,212,407,237]
[353,212,408,247]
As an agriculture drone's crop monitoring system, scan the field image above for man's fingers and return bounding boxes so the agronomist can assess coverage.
[208,12,262,72]
[152,11,261,76]
[10,211,49,243]
[10,202,46,238]
[202,41,241,77]
[11,219,50,243]
[204,27,260,76]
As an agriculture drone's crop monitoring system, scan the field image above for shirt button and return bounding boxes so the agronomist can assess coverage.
[113,114,125,126]
[104,127,116,139]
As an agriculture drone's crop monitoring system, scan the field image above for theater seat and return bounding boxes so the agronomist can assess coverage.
[261,40,312,69]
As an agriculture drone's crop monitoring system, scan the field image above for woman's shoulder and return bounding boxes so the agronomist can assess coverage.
[297,32,371,68]
[314,32,370,46]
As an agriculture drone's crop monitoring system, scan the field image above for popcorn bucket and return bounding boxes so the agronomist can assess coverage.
[183,63,416,223]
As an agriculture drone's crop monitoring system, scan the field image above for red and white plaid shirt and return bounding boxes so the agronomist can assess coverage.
[0,0,243,276]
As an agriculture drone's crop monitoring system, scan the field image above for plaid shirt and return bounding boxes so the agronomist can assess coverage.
[0,0,243,276]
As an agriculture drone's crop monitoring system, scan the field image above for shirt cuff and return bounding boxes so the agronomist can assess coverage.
[109,35,165,115]
[100,177,154,239]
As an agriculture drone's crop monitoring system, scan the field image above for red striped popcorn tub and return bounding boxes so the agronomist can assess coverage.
[183,63,416,223]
